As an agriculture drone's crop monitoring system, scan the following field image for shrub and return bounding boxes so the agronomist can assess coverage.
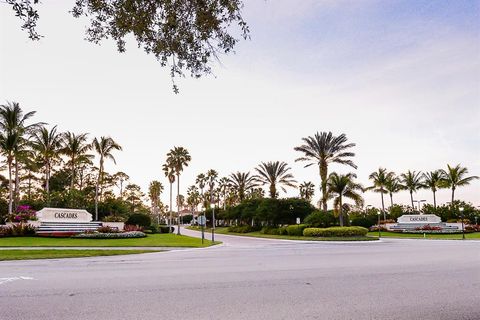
[97,225,120,233]
[228,225,256,233]
[369,225,388,232]
[102,215,126,222]
[126,213,151,227]
[465,225,480,232]
[415,225,442,231]
[123,224,144,232]
[304,226,368,237]
[73,231,146,239]
[0,223,37,236]
[158,225,174,233]
[7,205,37,222]
[351,217,376,228]
[261,226,280,235]
[286,224,307,236]
[278,226,288,235]
[304,211,336,228]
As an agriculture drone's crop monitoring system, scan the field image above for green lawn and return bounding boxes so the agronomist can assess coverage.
[0,249,159,261]
[368,231,480,240]
[187,226,377,241]
[0,233,219,247]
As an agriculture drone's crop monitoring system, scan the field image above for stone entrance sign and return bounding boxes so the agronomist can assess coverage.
[397,214,441,224]
[37,208,93,223]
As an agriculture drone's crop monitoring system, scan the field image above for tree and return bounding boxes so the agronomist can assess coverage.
[31,125,63,197]
[299,181,315,201]
[367,168,393,220]
[124,183,144,212]
[148,180,164,221]
[400,170,424,209]
[422,170,445,208]
[166,146,191,235]
[295,132,356,212]
[228,171,258,203]
[217,177,230,210]
[206,169,218,207]
[163,163,176,228]
[92,136,122,220]
[327,172,363,227]
[440,164,479,204]
[384,174,403,208]
[7,0,249,93]
[61,132,91,190]
[196,173,207,197]
[186,185,201,217]
[0,102,40,215]
[113,171,129,199]
[255,161,297,199]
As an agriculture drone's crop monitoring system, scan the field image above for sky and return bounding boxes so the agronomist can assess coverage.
[0,0,479,209]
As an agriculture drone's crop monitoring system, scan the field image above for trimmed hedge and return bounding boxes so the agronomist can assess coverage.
[286,224,308,236]
[303,226,368,237]
[228,225,259,233]
[73,231,146,239]
[126,213,151,228]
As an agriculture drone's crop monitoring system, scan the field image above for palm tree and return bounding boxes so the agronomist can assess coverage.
[228,171,258,202]
[61,132,91,190]
[422,170,445,208]
[367,168,393,220]
[255,161,297,198]
[441,164,479,204]
[327,172,363,227]
[92,136,122,220]
[162,163,176,229]
[187,185,201,217]
[217,177,230,209]
[166,146,191,235]
[113,171,129,199]
[0,102,40,214]
[400,170,424,209]
[196,173,206,196]
[206,169,218,207]
[31,125,63,197]
[384,174,403,208]
[148,180,164,222]
[299,181,315,201]
[294,132,356,211]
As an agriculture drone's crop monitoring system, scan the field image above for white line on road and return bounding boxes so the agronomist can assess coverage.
[0,276,34,285]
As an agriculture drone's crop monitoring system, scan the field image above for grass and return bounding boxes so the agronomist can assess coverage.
[0,249,159,261]
[187,226,377,241]
[0,233,220,247]
[368,231,480,240]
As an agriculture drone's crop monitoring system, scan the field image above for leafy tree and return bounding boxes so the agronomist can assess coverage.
[367,168,393,219]
[422,170,445,208]
[294,132,356,212]
[400,170,424,209]
[440,164,479,204]
[113,171,129,199]
[124,183,144,212]
[228,171,258,202]
[255,161,297,198]
[7,0,249,93]
[299,181,315,201]
[92,136,122,220]
[327,172,363,227]
[166,146,191,234]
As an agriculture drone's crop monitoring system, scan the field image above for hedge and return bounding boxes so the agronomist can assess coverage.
[73,231,146,239]
[303,226,368,237]
[228,225,259,233]
[286,224,308,236]
[126,213,151,227]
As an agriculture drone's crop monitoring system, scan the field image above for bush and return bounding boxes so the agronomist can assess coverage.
[351,217,376,228]
[158,225,174,233]
[303,226,368,237]
[286,224,308,236]
[126,213,151,228]
[0,223,37,237]
[228,225,257,233]
[278,226,288,235]
[102,215,126,222]
[8,205,37,222]
[123,224,144,232]
[73,231,146,239]
[261,226,280,235]
[304,211,336,228]
[97,225,120,233]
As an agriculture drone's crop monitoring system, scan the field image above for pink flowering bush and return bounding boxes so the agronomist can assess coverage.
[8,205,37,222]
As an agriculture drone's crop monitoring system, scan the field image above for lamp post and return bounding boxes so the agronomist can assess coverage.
[459,206,465,240]
[377,211,381,238]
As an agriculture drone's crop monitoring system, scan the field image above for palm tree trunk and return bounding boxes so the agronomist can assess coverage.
[451,188,455,204]
[177,174,181,235]
[7,159,13,215]
[380,190,386,220]
[389,192,393,208]
[433,190,436,209]
[269,184,276,198]
[319,161,328,212]
[94,183,99,221]
[339,196,344,227]
[71,156,75,190]
[410,191,414,210]
[14,158,19,209]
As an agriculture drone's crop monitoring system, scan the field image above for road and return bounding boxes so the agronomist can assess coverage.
[0,228,479,320]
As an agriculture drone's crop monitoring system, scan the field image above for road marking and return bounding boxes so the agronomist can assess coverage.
[0,276,34,285]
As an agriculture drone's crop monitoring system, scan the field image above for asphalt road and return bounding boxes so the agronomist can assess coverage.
[0,228,479,320]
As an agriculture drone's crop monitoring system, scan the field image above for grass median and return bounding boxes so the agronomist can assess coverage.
[368,231,480,240]
[0,233,220,248]
[0,249,160,261]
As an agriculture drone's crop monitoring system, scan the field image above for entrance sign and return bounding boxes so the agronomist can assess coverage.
[37,208,93,223]
[397,214,441,224]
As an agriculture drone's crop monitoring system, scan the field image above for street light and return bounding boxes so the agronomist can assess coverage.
[459,206,465,240]
[377,211,381,238]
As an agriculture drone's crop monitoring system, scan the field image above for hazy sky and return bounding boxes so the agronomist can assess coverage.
[1,0,479,208]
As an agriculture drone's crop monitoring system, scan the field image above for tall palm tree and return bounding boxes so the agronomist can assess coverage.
[148,180,164,221]
[400,170,424,209]
[384,174,403,208]
[61,132,91,190]
[166,146,191,235]
[367,168,393,220]
[196,173,206,196]
[92,136,122,220]
[255,161,297,198]
[327,172,364,227]
[162,163,176,229]
[441,164,479,204]
[294,132,356,211]
[113,171,129,199]
[299,181,315,201]
[228,171,258,203]
[0,102,40,214]
[187,185,201,217]
[31,125,63,197]
[422,170,445,208]
[217,177,230,209]
[206,169,218,207]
